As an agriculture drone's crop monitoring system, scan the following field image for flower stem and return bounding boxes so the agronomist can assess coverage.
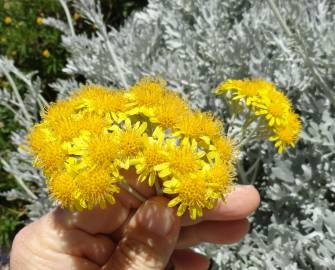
[155,181,163,196]
[0,66,32,127]
[118,181,146,202]
[59,0,75,37]
[1,159,37,200]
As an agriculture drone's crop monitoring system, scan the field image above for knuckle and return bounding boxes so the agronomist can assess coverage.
[113,238,163,270]
[12,224,32,249]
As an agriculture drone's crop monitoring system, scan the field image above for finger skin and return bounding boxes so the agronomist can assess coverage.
[181,185,260,226]
[121,167,156,198]
[55,168,156,236]
[57,200,130,234]
[10,217,100,270]
[102,197,180,270]
[171,249,210,270]
[177,219,249,249]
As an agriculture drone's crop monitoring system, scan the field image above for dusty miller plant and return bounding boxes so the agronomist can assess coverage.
[1,0,334,269]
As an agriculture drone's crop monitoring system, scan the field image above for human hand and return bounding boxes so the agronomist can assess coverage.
[10,171,259,270]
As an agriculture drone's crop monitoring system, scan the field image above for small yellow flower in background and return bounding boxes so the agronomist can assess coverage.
[4,16,12,25]
[73,12,81,21]
[27,78,238,219]
[216,79,274,106]
[215,78,302,154]
[254,88,292,126]
[36,17,44,25]
[42,49,50,58]
[269,112,301,154]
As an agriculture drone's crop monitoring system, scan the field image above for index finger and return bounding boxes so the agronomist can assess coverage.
[181,185,260,226]
[53,168,154,235]
[55,199,130,234]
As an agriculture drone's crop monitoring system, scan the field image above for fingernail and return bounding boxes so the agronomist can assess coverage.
[138,198,174,236]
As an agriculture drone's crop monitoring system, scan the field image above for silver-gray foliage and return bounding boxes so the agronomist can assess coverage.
[0,0,334,269]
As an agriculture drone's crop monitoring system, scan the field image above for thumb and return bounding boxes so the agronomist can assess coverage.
[102,197,180,270]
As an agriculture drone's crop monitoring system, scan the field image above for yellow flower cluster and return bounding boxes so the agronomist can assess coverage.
[28,78,238,219]
[215,79,301,154]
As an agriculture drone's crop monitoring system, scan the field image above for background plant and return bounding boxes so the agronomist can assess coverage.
[0,0,146,256]
[1,0,334,269]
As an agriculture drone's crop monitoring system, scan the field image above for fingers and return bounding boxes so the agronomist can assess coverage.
[30,212,116,266]
[113,185,259,240]
[170,249,209,270]
[10,220,101,270]
[55,200,130,234]
[102,197,180,270]
[52,167,156,235]
[181,185,260,226]
[121,167,156,198]
[177,219,250,249]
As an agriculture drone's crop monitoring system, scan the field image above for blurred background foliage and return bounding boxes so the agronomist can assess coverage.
[0,0,147,249]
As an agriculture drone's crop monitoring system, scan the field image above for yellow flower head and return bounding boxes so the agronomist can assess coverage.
[4,16,12,25]
[47,112,107,142]
[150,91,189,129]
[208,136,239,164]
[129,77,166,111]
[28,123,53,153]
[206,161,236,198]
[41,100,77,123]
[159,139,204,178]
[42,49,50,58]
[48,173,79,210]
[66,132,119,169]
[36,17,44,25]
[33,139,67,173]
[269,112,301,154]
[164,174,215,220]
[110,118,147,168]
[254,88,292,126]
[72,85,131,116]
[73,12,81,21]
[75,168,120,209]
[134,127,168,186]
[175,111,223,144]
[216,79,274,106]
